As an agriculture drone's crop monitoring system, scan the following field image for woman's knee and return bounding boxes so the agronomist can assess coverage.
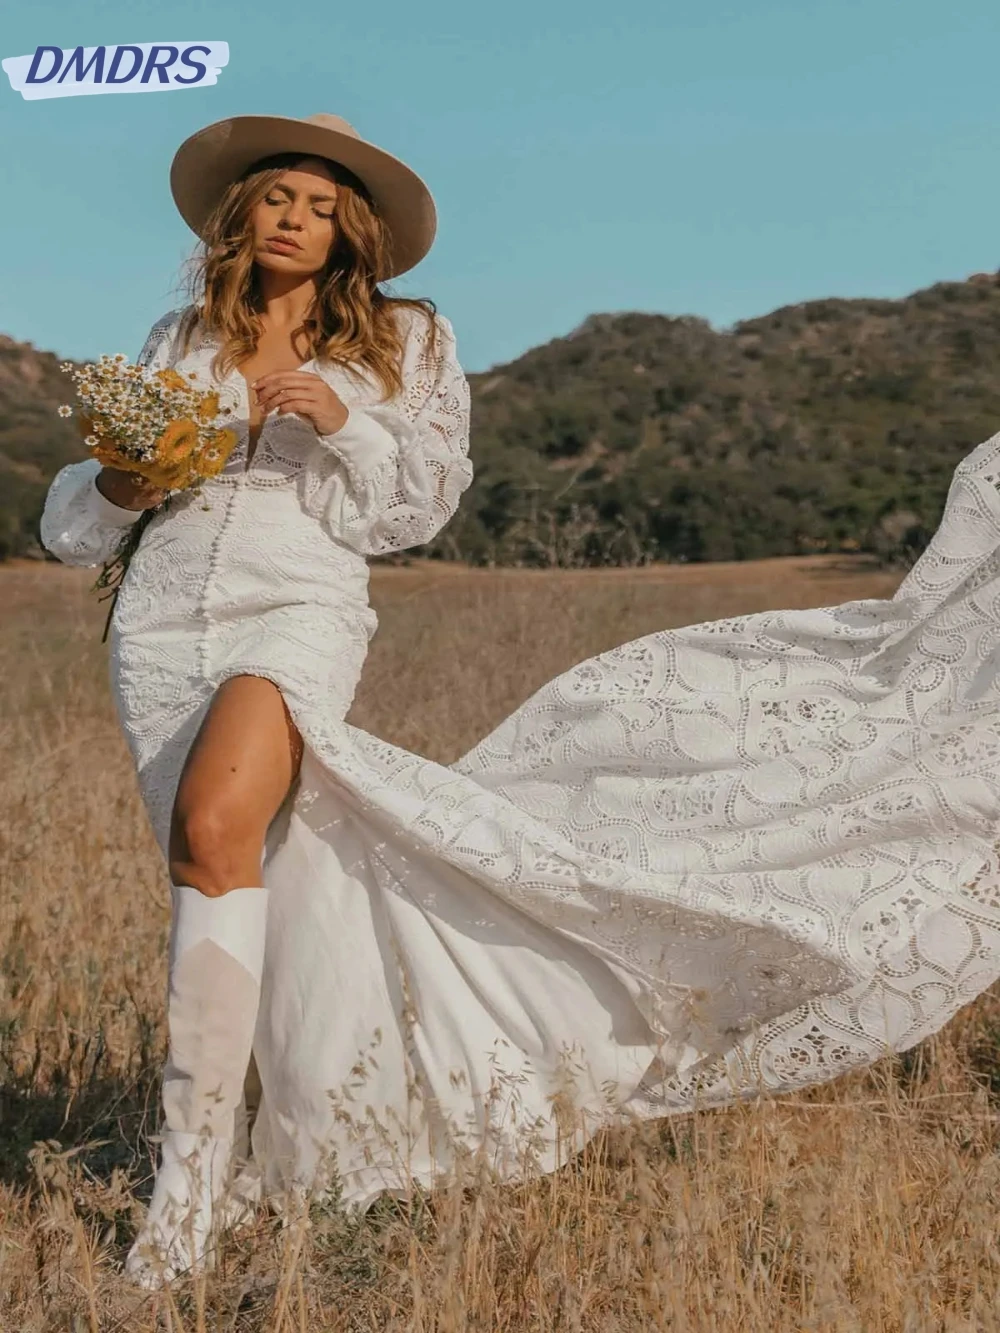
[166,674,301,896]
[169,800,262,897]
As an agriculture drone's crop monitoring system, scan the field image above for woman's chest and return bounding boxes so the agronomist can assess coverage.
[237,335,318,463]
[168,338,375,487]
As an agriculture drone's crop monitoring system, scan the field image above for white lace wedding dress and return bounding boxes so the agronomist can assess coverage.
[40,302,1000,1213]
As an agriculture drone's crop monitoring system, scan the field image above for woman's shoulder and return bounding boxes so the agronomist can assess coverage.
[147,302,200,337]
[954,428,1000,480]
[388,304,458,379]
[389,301,455,343]
[137,303,201,368]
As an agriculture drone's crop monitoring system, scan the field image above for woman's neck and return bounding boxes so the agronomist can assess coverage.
[253,273,319,332]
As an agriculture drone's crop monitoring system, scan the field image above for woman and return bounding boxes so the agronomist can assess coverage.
[40,111,1000,1289]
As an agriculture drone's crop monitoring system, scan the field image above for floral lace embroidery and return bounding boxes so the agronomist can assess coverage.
[38,309,1000,1207]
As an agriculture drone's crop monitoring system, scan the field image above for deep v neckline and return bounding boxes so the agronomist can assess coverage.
[237,358,317,471]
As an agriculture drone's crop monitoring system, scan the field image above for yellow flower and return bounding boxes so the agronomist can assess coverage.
[196,391,221,425]
[155,418,199,469]
[193,427,238,478]
[134,458,189,490]
[78,413,127,467]
[155,368,191,393]
[118,418,200,491]
[91,441,127,469]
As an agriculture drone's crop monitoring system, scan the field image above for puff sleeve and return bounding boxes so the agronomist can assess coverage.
[39,308,187,568]
[301,309,474,555]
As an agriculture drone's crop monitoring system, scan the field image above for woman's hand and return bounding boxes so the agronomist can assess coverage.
[252,371,350,437]
[96,467,168,511]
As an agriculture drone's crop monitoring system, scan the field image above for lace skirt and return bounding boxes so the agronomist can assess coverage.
[109,448,1000,1211]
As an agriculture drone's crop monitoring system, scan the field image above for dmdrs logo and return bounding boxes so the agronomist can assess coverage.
[2,42,229,100]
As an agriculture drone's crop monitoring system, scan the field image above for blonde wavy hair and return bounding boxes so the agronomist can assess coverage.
[174,150,440,403]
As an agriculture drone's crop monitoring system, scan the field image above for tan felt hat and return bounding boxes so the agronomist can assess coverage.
[169,112,438,280]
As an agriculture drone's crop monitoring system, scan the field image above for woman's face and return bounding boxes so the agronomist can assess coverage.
[250,157,339,278]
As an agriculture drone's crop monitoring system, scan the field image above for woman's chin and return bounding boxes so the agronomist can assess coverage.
[255,249,312,274]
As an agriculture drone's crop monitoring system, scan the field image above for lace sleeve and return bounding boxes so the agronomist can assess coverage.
[300,309,474,555]
[39,458,144,567]
[38,307,190,567]
[135,305,191,371]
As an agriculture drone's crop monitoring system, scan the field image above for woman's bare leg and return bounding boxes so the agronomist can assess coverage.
[162,674,304,1135]
[127,675,303,1287]
[169,675,304,896]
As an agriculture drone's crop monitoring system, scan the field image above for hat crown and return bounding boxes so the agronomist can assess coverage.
[304,113,360,140]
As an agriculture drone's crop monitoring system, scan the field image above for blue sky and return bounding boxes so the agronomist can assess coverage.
[2,0,999,374]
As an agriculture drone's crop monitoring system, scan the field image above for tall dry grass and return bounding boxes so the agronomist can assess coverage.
[3,554,1000,1331]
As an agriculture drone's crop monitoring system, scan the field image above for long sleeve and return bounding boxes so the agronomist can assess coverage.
[300,308,474,555]
[39,457,145,567]
[39,307,189,568]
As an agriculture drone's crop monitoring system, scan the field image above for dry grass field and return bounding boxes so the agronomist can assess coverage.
[4,553,1000,1331]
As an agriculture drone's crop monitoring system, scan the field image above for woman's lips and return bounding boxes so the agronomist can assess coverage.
[266,238,300,252]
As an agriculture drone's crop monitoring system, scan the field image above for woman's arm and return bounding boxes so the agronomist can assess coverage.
[300,308,474,555]
[38,307,188,567]
[39,457,147,567]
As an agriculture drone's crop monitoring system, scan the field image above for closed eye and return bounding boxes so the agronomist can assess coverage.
[264,195,335,220]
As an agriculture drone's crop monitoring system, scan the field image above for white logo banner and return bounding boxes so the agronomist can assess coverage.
[2,42,229,100]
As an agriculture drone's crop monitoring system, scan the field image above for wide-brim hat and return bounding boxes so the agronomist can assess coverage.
[169,112,437,281]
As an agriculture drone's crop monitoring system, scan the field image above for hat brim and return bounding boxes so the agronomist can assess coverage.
[169,114,437,280]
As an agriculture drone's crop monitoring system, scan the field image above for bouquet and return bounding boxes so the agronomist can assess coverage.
[56,353,239,640]
[58,354,238,490]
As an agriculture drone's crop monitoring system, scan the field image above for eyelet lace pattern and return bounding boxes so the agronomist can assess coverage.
[38,309,1000,1209]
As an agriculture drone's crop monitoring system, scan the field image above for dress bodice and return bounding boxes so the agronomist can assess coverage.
[43,300,474,564]
[167,332,381,491]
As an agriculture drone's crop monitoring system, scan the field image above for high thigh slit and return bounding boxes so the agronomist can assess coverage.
[40,300,1000,1213]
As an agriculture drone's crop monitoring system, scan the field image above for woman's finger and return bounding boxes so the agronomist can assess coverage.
[262,393,322,417]
[256,381,323,410]
[273,397,314,416]
[257,377,321,398]
[252,371,317,396]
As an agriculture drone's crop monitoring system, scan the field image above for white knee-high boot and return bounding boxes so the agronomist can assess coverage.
[125,884,270,1288]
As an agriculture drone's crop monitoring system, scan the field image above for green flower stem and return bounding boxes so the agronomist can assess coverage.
[92,495,173,644]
